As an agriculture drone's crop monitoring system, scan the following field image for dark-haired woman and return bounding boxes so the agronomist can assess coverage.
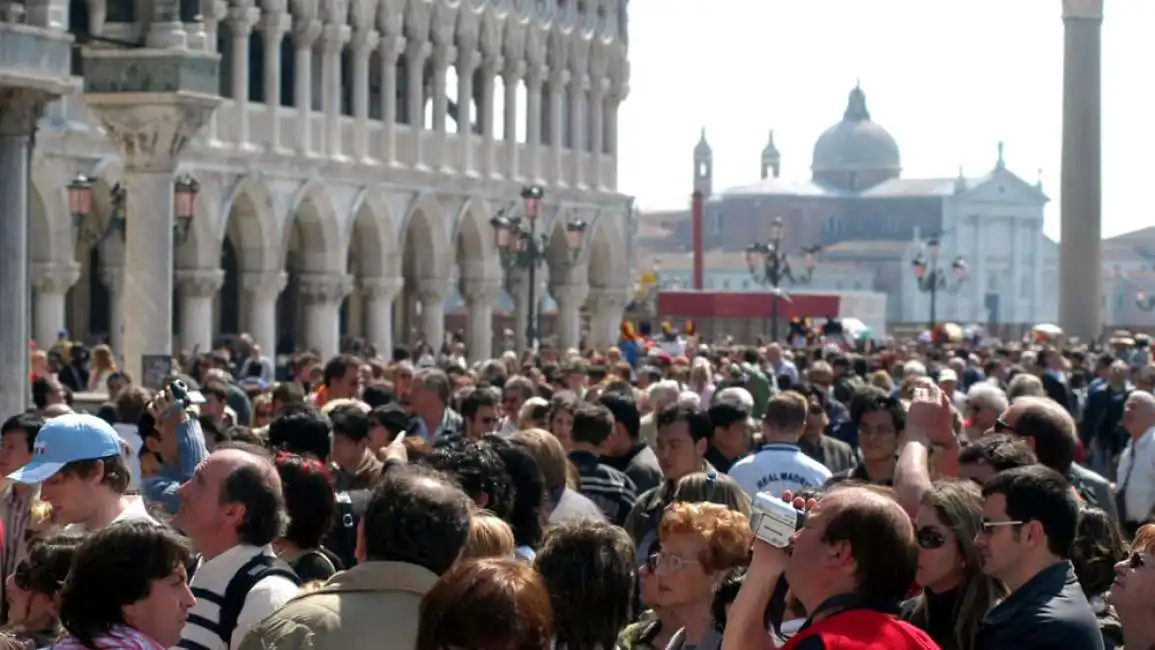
[1,534,83,648]
[272,452,341,581]
[55,522,195,649]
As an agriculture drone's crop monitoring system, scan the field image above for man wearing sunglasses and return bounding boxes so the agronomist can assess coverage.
[974,464,1103,650]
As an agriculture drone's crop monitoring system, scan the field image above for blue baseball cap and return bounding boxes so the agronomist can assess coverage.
[8,413,125,484]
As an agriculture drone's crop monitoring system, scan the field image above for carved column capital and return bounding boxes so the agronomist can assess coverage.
[380,33,407,64]
[299,272,355,303]
[415,277,450,303]
[352,28,381,55]
[30,261,81,295]
[1063,0,1103,19]
[293,19,323,47]
[0,88,50,137]
[462,279,503,305]
[241,269,288,301]
[175,268,225,298]
[260,10,292,37]
[321,23,351,53]
[432,43,457,69]
[587,286,629,312]
[227,6,260,33]
[456,49,481,75]
[360,276,405,301]
[551,282,590,309]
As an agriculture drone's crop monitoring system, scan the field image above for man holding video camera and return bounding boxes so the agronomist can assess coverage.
[139,378,210,515]
[722,485,936,650]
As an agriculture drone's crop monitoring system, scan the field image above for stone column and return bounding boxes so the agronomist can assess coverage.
[378,34,405,166]
[587,287,627,350]
[147,0,188,48]
[98,264,125,359]
[299,272,354,359]
[547,69,568,186]
[241,269,287,357]
[0,96,37,416]
[502,61,522,180]
[201,2,227,146]
[361,276,403,358]
[1059,0,1104,341]
[525,65,544,182]
[83,45,221,383]
[590,77,607,188]
[351,27,380,163]
[294,19,322,156]
[462,278,502,362]
[552,282,589,352]
[480,54,499,178]
[431,42,454,171]
[569,74,587,187]
[175,268,224,353]
[456,47,479,175]
[321,24,350,159]
[415,278,449,350]
[228,6,258,150]
[405,39,430,168]
[31,261,81,349]
[262,11,290,154]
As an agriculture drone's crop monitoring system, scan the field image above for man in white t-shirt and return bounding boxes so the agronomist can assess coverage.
[7,413,156,533]
[729,391,832,500]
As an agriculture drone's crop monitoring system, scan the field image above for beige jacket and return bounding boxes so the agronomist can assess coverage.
[237,561,440,650]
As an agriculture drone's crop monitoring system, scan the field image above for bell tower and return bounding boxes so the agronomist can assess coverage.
[761,130,781,179]
[693,127,713,197]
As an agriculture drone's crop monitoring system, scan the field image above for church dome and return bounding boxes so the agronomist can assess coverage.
[811,86,901,175]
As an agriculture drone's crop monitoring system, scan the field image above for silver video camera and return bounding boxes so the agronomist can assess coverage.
[749,492,807,548]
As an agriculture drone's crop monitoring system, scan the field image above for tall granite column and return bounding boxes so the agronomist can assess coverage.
[462,278,502,362]
[81,45,220,382]
[175,268,224,353]
[362,276,403,358]
[1059,0,1104,340]
[241,269,287,358]
[31,261,81,349]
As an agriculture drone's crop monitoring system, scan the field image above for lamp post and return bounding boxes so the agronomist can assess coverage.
[911,237,969,330]
[490,185,587,353]
[1136,290,1155,311]
[745,216,821,341]
[66,173,200,246]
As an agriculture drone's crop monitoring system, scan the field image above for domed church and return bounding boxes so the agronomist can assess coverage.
[639,84,1058,328]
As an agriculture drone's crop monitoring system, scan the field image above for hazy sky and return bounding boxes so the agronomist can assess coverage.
[616,0,1152,240]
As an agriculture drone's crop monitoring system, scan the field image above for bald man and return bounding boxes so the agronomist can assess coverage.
[1117,391,1155,535]
[176,445,301,650]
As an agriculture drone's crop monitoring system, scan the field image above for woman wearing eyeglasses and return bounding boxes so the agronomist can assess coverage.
[901,480,1005,650]
[653,502,752,650]
[1,534,84,649]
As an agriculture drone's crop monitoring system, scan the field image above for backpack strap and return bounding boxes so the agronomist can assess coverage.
[217,554,301,646]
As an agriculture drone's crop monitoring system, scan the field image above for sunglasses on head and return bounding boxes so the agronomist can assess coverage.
[916,526,948,550]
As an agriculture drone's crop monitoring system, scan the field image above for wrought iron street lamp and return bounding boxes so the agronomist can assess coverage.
[66,173,200,246]
[490,185,587,353]
[744,216,821,341]
[911,236,969,330]
[1136,290,1155,311]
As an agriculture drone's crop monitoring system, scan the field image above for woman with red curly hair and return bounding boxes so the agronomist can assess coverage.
[271,452,342,581]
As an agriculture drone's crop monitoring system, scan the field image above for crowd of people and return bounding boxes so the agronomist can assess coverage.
[3,324,1155,649]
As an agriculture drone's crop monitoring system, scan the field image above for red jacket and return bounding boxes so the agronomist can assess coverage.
[782,608,941,650]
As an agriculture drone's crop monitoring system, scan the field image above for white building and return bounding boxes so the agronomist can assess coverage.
[14,0,634,388]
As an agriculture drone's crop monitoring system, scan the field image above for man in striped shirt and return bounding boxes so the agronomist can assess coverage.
[567,402,637,526]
